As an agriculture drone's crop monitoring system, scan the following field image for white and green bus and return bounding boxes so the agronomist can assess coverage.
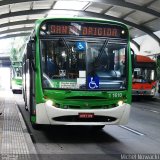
[22,17,132,129]
[10,61,22,93]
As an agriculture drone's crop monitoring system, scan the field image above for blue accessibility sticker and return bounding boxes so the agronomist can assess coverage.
[76,41,86,51]
[87,76,99,89]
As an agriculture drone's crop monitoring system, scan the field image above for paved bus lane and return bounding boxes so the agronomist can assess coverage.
[14,93,160,160]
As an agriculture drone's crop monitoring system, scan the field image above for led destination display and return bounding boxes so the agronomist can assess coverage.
[44,21,127,38]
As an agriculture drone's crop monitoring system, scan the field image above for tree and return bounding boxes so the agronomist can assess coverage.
[10,36,27,62]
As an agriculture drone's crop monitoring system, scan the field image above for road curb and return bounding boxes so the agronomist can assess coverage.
[16,104,39,160]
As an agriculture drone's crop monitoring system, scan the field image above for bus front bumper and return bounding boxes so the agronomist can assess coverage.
[36,103,131,126]
[132,89,155,96]
[12,84,22,90]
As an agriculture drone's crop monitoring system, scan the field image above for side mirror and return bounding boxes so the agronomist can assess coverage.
[26,40,36,72]
[26,40,35,60]
[131,48,135,73]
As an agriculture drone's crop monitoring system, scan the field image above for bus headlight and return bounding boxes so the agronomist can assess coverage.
[118,100,124,106]
[46,100,53,106]
[151,88,155,94]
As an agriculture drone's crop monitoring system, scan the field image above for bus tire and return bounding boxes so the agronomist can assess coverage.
[24,95,28,111]
[22,88,25,100]
[92,125,105,130]
[25,105,28,111]
[31,123,41,130]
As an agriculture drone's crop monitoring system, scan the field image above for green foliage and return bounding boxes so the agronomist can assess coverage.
[10,36,27,62]
[10,48,18,61]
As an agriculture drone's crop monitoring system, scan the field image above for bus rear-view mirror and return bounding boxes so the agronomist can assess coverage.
[131,48,135,73]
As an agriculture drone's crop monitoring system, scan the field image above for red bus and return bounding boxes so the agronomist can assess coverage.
[132,55,157,97]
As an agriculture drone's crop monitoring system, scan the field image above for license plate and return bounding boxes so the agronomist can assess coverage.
[79,113,94,118]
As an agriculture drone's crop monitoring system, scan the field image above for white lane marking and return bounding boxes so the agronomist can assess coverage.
[119,125,145,136]
[147,109,160,114]
[134,104,160,114]
[140,107,160,114]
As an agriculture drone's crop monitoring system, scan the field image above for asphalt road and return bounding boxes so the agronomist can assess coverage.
[14,94,160,160]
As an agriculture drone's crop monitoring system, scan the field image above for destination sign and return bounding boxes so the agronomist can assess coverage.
[42,21,127,38]
[50,25,119,37]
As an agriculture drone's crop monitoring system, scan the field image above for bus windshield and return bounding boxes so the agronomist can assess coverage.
[133,68,156,83]
[40,38,127,90]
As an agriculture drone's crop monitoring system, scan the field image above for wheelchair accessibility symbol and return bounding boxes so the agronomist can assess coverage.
[76,42,86,51]
[88,76,99,89]
[78,43,84,50]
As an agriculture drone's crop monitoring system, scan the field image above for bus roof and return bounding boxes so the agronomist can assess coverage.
[35,17,128,30]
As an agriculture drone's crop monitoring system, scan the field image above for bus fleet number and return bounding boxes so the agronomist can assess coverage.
[109,93,123,98]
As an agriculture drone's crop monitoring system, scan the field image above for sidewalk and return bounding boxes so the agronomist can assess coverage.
[0,90,38,160]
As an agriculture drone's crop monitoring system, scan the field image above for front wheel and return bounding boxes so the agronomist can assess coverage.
[25,105,28,111]
[92,125,105,130]
[24,94,28,111]
[31,122,42,130]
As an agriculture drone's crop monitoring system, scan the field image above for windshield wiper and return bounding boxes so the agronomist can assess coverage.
[59,38,70,52]
[94,39,109,65]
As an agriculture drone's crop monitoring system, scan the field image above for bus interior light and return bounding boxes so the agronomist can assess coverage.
[61,51,67,57]
[41,24,46,31]
[121,30,125,34]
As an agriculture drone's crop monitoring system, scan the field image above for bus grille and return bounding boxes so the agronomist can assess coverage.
[65,96,107,100]
[55,104,117,109]
[52,115,117,122]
